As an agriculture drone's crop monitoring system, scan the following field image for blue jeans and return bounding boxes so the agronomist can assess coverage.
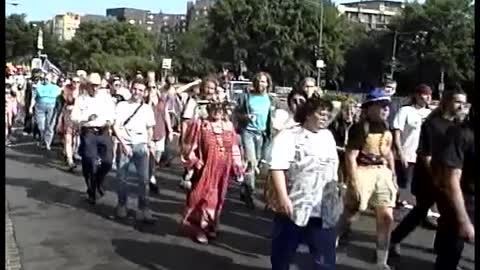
[271,215,336,270]
[241,129,271,192]
[34,102,55,146]
[116,143,150,210]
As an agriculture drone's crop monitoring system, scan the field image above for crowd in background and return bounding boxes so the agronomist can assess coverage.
[5,67,474,270]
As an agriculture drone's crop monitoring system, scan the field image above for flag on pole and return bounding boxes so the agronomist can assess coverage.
[41,59,62,76]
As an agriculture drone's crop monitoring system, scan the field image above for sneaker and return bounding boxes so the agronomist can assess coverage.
[195,232,209,244]
[116,205,127,219]
[427,209,440,218]
[389,243,401,257]
[136,209,155,224]
[179,180,192,190]
[150,175,157,184]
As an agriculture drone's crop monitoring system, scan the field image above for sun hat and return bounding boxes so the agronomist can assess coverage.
[88,73,102,85]
[362,88,391,108]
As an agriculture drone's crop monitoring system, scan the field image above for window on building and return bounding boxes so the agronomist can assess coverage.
[147,26,152,31]
[129,19,136,24]
[163,16,169,20]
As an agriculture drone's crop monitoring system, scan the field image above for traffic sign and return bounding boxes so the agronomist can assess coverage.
[316,60,325,68]
[162,58,172,69]
[31,58,42,69]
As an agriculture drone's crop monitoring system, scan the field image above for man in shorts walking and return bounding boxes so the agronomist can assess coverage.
[337,89,397,270]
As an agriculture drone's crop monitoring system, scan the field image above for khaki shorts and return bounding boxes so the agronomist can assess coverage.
[346,165,397,211]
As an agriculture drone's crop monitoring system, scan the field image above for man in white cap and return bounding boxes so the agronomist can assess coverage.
[71,72,116,204]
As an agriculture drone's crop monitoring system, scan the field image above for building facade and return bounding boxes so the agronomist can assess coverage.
[106,8,187,34]
[53,12,81,41]
[337,0,405,30]
[81,14,115,23]
[186,0,217,29]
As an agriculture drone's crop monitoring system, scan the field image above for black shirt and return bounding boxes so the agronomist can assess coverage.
[411,112,456,196]
[439,124,475,197]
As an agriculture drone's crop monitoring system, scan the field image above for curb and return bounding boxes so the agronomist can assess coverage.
[5,200,23,270]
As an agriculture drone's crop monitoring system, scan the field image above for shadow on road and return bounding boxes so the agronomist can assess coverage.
[112,238,269,270]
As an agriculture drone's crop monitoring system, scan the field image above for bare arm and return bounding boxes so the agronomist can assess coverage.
[345,149,360,187]
[175,79,202,94]
[271,170,288,200]
[393,129,404,160]
[441,168,470,225]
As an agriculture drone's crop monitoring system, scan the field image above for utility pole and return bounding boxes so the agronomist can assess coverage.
[389,30,398,79]
[317,0,324,88]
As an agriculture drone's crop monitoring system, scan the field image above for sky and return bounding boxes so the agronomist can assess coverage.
[5,0,362,22]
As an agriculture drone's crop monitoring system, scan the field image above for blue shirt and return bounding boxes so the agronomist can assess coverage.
[35,83,62,105]
[246,94,271,131]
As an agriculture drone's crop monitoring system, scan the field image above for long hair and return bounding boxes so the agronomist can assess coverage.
[252,72,273,93]
[200,75,219,98]
[287,90,307,111]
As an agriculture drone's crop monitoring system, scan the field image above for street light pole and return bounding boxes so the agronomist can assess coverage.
[389,30,398,79]
[317,0,324,88]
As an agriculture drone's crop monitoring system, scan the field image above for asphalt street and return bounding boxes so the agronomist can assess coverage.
[5,134,475,270]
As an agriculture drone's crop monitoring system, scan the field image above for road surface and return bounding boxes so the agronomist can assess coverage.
[5,134,475,270]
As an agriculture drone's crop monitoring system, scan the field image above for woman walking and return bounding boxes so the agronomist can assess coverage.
[181,101,244,244]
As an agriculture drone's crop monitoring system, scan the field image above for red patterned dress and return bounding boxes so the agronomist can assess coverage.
[181,119,244,241]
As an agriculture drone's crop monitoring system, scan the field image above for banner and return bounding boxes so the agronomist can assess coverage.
[41,59,62,76]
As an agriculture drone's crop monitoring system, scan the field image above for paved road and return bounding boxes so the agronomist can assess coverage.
[5,135,475,270]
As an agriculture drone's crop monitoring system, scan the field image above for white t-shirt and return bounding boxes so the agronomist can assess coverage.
[115,101,156,144]
[72,93,116,127]
[392,105,431,163]
[181,97,208,120]
[269,126,339,227]
[272,108,297,133]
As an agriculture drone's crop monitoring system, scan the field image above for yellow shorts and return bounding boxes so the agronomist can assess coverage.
[346,165,397,211]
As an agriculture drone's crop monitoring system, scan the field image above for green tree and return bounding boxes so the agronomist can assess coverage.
[65,21,157,75]
[207,0,353,85]
[5,14,36,62]
[172,26,215,79]
[390,0,474,92]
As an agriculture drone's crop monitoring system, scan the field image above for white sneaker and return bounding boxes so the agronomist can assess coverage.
[116,205,127,218]
[150,175,157,184]
[427,209,440,218]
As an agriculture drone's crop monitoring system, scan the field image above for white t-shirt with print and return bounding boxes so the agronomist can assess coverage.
[392,105,431,163]
[269,126,339,227]
[115,101,156,145]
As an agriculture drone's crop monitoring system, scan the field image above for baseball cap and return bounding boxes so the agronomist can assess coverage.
[362,88,391,108]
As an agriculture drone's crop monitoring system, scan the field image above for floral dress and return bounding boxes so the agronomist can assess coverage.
[181,119,244,238]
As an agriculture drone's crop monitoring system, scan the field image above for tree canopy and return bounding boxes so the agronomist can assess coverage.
[207,0,353,85]
[5,0,474,92]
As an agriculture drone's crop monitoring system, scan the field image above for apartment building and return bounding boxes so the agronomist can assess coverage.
[337,0,405,30]
[186,0,217,29]
[52,12,81,41]
[106,8,187,34]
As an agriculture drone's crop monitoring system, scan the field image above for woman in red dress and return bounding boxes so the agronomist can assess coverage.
[181,101,244,244]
